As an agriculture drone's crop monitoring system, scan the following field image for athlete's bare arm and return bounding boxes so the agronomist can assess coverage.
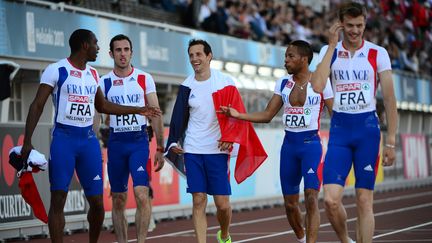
[147,92,165,172]
[379,70,397,166]
[22,84,53,162]
[311,22,343,93]
[219,94,283,123]
[324,98,334,117]
[94,87,161,117]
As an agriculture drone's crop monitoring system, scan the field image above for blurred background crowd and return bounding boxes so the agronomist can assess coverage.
[50,0,432,77]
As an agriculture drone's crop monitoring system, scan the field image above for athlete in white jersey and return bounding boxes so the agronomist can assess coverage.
[99,34,164,243]
[311,2,397,243]
[21,29,161,243]
[220,40,333,243]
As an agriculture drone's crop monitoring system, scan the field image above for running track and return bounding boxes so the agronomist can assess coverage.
[7,184,432,242]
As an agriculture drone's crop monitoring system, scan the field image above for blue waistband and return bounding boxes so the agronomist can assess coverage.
[284,130,320,143]
[53,123,94,137]
[331,111,378,126]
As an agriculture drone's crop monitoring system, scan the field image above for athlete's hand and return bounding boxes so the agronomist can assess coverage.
[218,141,233,151]
[328,22,343,47]
[139,106,162,118]
[170,145,185,154]
[20,143,34,170]
[382,146,396,166]
[154,152,165,172]
[218,105,240,118]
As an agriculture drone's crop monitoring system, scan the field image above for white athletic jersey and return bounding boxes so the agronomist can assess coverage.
[41,58,99,127]
[317,40,391,114]
[183,73,228,154]
[99,68,156,133]
[274,75,333,132]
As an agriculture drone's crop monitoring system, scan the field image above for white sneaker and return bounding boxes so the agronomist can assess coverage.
[348,237,356,243]
[148,216,156,232]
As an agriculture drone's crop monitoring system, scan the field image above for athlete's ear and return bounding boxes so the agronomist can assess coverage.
[109,51,114,59]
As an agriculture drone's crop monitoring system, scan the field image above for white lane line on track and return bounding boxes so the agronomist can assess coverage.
[233,202,432,242]
[120,190,432,242]
[373,221,432,239]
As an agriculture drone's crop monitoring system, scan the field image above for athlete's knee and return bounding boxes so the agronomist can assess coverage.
[284,197,300,212]
[50,190,68,212]
[87,195,104,211]
[112,194,127,211]
[193,193,207,209]
[324,195,340,212]
[356,191,373,212]
[215,201,231,213]
[304,192,319,212]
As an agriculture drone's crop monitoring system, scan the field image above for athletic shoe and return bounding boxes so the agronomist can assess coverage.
[217,230,232,243]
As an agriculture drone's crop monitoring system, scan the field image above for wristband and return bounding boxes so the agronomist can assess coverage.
[156,146,165,152]
[385,144,395,149]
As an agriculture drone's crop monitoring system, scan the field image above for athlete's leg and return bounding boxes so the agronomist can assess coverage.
[355,189,374,243]
[76,135,104,243]
[280,135,304,240]
[214,195,232,240]
[324,184,351,243]
[48,190,68,243]
[111,192,128,243]
[48,132,77,243]
[304,189,319,243]
[86,194,105,243]
[134,186,151,243]
[283,194,305,240]
[193,192,208,243]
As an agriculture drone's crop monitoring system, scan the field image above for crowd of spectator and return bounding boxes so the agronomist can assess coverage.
[178,0,432,77]
[49,0,432,76]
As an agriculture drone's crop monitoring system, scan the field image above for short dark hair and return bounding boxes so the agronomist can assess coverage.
[109,34,133,52]
[288,40,313,64]
[338,1,367,22]
[188,39,212,55]
[69,29,94,54]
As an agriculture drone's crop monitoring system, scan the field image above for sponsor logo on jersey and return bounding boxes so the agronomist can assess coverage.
[285,107,303,114]
[113,79,123,86]
[338,51,349,58]
[358,52,366,58]
[68,95,89,103]
[336,83,361,92]
[286,81,294,89]
[70,70,82,78]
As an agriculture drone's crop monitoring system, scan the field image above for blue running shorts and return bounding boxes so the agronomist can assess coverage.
[184,153,231,195]
[280,130,322,195]
[323,111,381,190]
[107,126,150,193]
[49,124,103,196]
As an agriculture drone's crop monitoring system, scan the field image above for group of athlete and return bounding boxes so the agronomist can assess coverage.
[19,1,397,243]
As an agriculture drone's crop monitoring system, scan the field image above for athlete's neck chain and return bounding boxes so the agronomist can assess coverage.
[294,73,311,90]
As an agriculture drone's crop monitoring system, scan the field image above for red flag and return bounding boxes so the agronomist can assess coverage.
[18,172,48,224]
[212,85,268,183]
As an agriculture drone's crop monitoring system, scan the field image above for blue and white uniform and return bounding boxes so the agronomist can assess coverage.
[320,40,391,190]
[41,58,102,196]
[99,68,156,192]
[174,70,233,195]
[275,75,333,195]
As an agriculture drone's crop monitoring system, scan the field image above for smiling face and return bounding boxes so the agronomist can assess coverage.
[188,44,212,74]
[341,14,366,48]
[110,39,132,69]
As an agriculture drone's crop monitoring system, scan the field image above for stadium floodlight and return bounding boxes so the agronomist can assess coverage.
[225,62,241,73]
[396,101,401,109]
[415,103,422,111]
[429,105,432,113]
[242,64,257,75]
[400,101,408,110]
[273,68,286,78]
[422,104,429,112]
[210,60,224,71]
[258,66,272,77]
[408,102,416,111]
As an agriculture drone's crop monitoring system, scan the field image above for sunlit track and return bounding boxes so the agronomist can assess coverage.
[142,190,432,241]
